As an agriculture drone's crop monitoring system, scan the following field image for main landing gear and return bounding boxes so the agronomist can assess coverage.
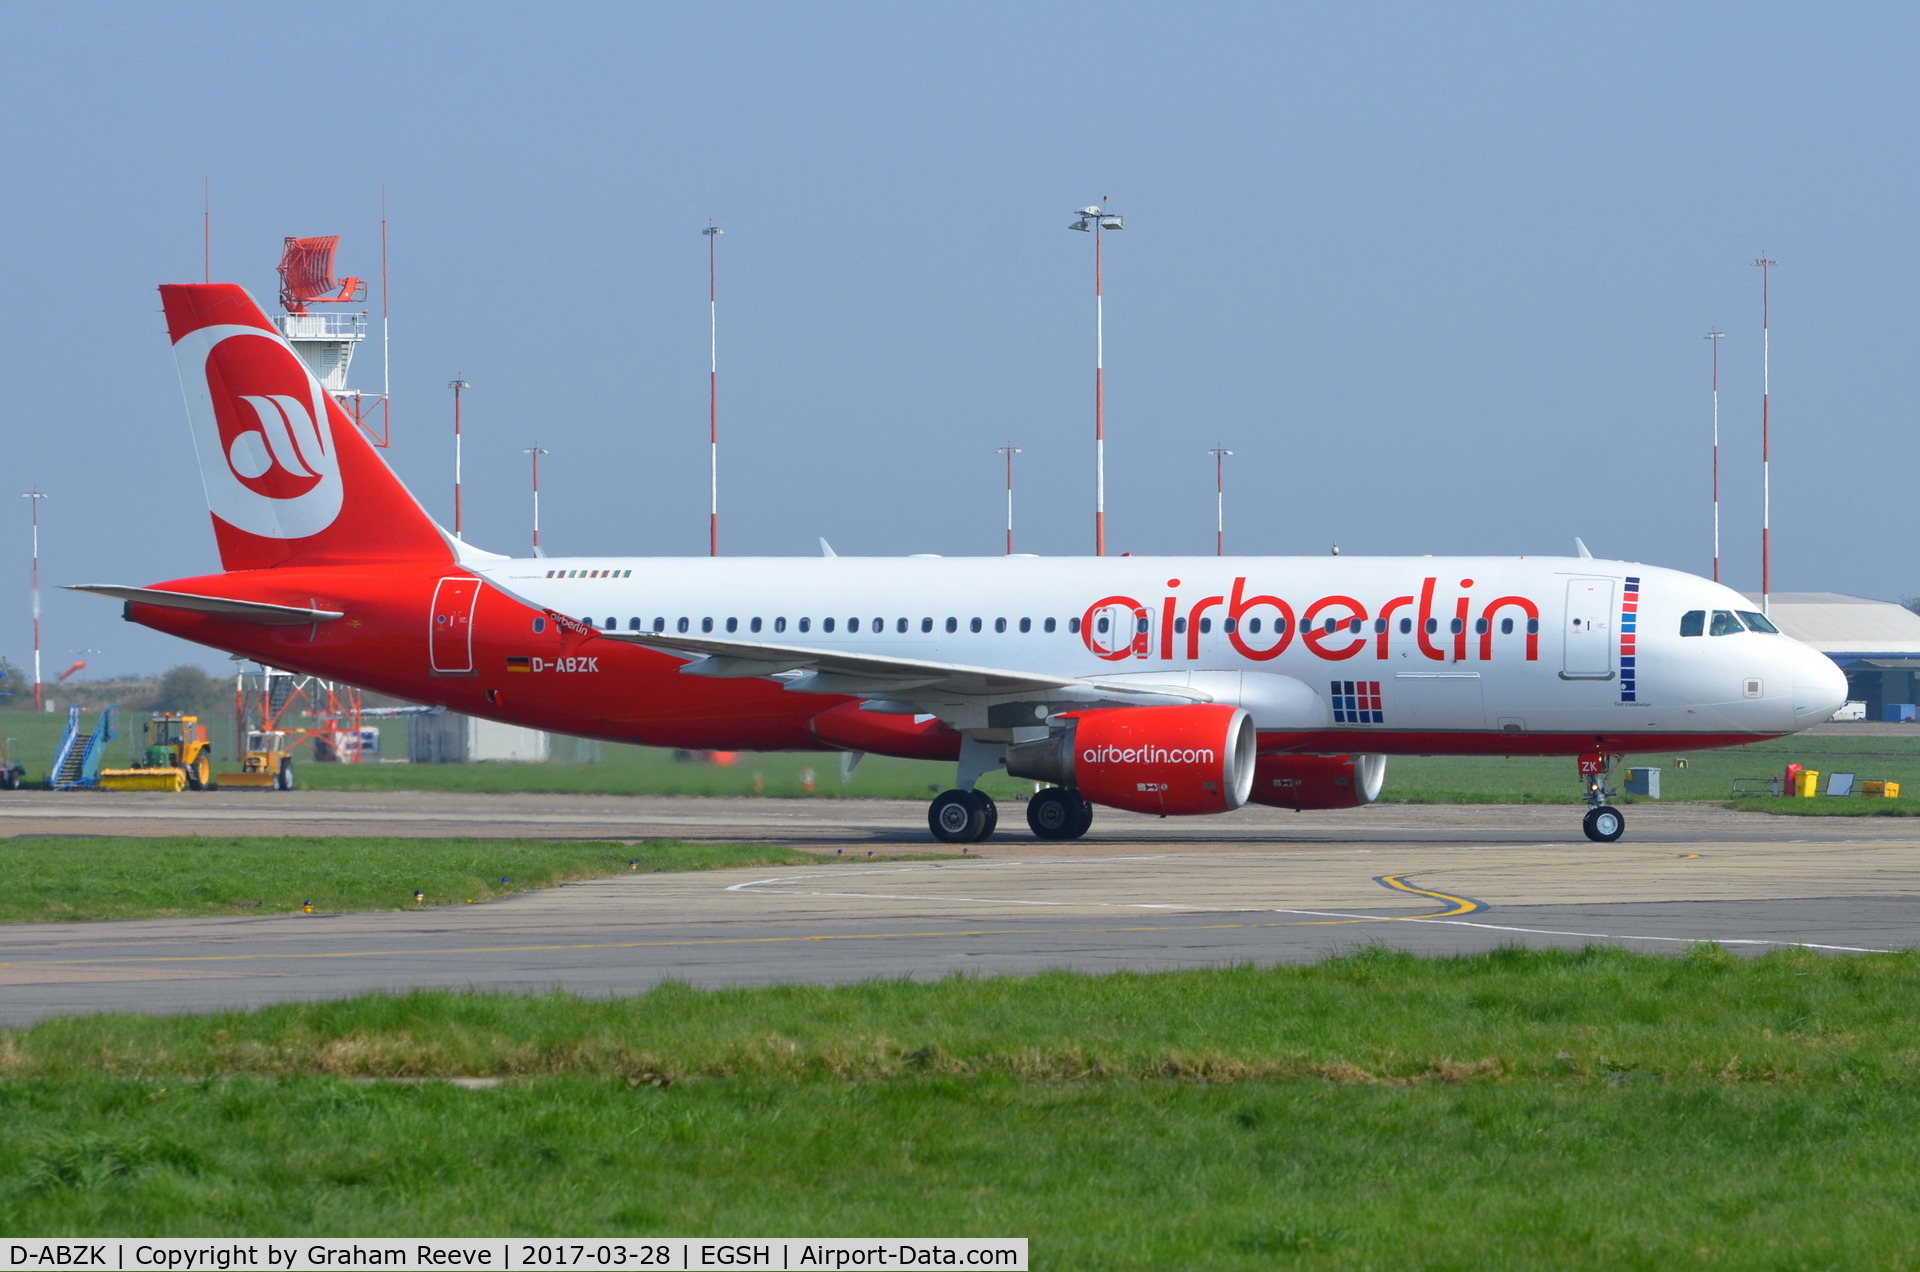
[1578,749,1625,843]
[926,786,1095,843]
[929,789,998,843]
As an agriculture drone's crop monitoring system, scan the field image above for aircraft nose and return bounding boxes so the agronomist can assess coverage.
[1792,646,1848,727]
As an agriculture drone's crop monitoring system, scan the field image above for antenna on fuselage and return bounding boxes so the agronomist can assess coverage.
[1574,537,1593,559]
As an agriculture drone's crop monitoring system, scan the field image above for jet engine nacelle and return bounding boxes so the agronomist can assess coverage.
[1004,704,1256,815]
[1246,753,1387,810]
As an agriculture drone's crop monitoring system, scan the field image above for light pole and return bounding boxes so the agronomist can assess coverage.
[448,377,470,536]
[996,444,1021,555]
[1753,255,1777,614]
[1207,448,1233,556]
[1069,202,1123,555]
[523,446,548,556]
[1705,328,1724,582]
[22,490,45,712]
[704,223,722,556]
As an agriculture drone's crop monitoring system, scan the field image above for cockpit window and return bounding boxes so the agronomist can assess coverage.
[1737,610,1780,634]
[1709,610,1743,636]
[1679,610,1705,637]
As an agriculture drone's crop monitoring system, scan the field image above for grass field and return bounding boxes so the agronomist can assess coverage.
[4,947,1920,1265]
[0,837,822,923]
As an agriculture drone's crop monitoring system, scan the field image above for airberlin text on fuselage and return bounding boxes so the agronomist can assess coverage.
[1081,576,1543,664]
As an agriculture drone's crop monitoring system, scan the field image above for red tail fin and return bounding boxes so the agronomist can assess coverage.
[160,284,451,571]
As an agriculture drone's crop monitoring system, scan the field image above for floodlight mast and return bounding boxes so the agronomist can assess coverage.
[996,444,1021,554]
[1753,255,1776,615]
[23,489,46,711]
[1069,202,1123,555]
[1207,448,1233,556]
[704,223,723,556]
[1705,328,1724,582]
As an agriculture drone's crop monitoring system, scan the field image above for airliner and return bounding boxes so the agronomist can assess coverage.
[75,284,1847,843]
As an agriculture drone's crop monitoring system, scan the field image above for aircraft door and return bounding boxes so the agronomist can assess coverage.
[1088,601,1150,660]
[430,576,481,675]
[1562,578,1616,680]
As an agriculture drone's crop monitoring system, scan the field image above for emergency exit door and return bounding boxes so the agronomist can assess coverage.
[1561,577,1616,680]
[430,576,481,675]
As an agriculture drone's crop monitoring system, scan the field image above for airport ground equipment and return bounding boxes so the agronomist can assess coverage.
[49,704,117,790]
[98,712,214,793]
[0,734,24,790]
[219,729,295,790]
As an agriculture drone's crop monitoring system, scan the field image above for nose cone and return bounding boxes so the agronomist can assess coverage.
[1792,647,1848,728]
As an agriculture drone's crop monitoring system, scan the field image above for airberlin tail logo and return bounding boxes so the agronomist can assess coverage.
[173,324,343,540]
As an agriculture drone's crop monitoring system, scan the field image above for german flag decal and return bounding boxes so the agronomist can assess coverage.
[506,656,533,673]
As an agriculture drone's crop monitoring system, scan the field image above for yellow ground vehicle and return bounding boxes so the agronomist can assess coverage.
[99,712,213,793]
[220,729,296,790]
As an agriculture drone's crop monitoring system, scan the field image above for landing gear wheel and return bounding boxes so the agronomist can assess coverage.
[929,789,986,843]
[275,760,296,792]
[1027,787,1081,840]
[1583,805,1624,842]
[975,793,997,840]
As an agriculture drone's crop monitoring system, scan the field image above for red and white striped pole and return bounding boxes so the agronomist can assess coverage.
[448,377,469,536]
[1705,328,1724,583]
[1207,448,1232,556]
[996,444,1020,554]
[1754,255,1776,614]
[704,223,723,556]
[524,446,547,555]
[23,489,45,712]
[1071,204,1123,555]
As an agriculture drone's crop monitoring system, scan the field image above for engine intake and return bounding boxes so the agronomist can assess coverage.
[1005,704,1256,815]
[1246,753,1387,810]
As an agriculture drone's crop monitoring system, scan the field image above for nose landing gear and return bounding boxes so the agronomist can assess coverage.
[1578,750,1625,842]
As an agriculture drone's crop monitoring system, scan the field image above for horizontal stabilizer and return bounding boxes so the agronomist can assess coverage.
[67,584,344,625]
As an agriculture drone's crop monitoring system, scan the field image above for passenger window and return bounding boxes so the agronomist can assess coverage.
[726,617,738,633]
[1224,617,1237,634]
[677,617,690,633]
[848,618,860,633]
[946,617,958,633]
[1323,618,1337,634]
[1424,618,1438,634]
[604,617,616,630]
[1020,617,1032,633]
[751,617,763,633]
[921,617,933,633]
[1709,610,1742,636]
[1349,618,1363,634]
[799,617,811,633]
[1399,617,1413,634]
[1173,617,1187,634]
[1199,617,1212,634]
[1044,618,1056,633]
[824,617,836,633]
[1474,618,1487,634]
[774,617,787,633]
[995,618,1007,633]
[1527,619,1539,634]
[897,617,908,633]
[1449,618,1463,634]
[971,618,983,633]
[652,617,665,632]
[1068,617,1081,634]
[1097,616,1110,634]
[1680,610,1705,637]
[1248,617,1262,634]
[1737,610,1779,633]
[628,618,640,631]
[1500,617,1513,635]
[532,618,546,633]
[701,617,714,633]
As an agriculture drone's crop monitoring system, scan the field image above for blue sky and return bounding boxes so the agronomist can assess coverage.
[4,4,1917,678]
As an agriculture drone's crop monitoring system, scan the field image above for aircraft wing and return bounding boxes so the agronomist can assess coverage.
[67,585,345,625]
[595,628,1209,705]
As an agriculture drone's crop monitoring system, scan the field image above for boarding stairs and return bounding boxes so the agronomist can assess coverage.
[49,703,117,790]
